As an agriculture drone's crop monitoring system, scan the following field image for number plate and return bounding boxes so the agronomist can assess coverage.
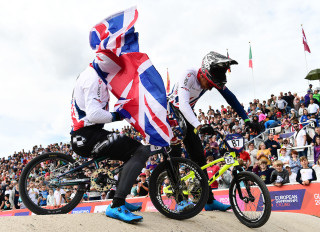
[226,139,243,150]
[225,156,235,165]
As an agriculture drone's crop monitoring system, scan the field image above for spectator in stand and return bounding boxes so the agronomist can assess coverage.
[2,194,11,210]
[312,127,320,144]
[38,185,48,206]
[270,160,289,187]
[209,136,219,158]
[298,103,306,117]
[247,142,258,172]
[304,90,312,106]
[279,147,290,165]
[253,160,274,184]
[146,158,158,172]
[307,84,313,94]
[239,149,251,170]
[144,169,151,184]
[47,189,55,206]
[289,150,302,174]
[300,109,310,126]
[275,96,288,114]
[285,165,297,183]
[296,156,317,185]
[312,156,320,181]
[313,89,320,102]
[293,121,308,157]
[206,156,219,190]
[257,143,272,165]
[293,97,301,112]
[265,133,281,160]
[313,136,320,165]
[307,98,319,116]
[137,173,149,196]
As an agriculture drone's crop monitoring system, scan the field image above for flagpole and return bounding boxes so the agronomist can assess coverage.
[302,24,309,84]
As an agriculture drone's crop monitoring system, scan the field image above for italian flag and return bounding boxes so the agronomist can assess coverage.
[249,44,253,68]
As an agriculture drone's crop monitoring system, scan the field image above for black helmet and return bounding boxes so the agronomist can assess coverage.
[199,51,238,89]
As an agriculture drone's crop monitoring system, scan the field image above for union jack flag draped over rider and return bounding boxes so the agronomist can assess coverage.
[89,6,173,146]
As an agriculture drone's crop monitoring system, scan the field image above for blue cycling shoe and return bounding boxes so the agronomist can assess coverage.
[205,200,231,211]
[124,201,142,212]
[176,200,194,212]
[105,205,143,223]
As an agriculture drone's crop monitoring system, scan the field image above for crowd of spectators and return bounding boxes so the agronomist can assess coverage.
[1,84,320,211]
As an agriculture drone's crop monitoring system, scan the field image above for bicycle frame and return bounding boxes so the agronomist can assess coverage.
[181,151,239,186]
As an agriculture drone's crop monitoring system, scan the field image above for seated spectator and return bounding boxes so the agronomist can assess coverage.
[312,156,320,181]
[312,127,320,144]
[296,156,317,185]
[270,160,289,187]
[209,136,220,158]
[298,103,306,116]
[206,156,219,190]
[145,169,151,184]
[257,143,271,165]
[2,194,11,210]
[289,150,302,174]
[137,173,149,196]
[130,181,138,197]
[279,148,290,165]
[146,158,158,171]
[285,165,297,183]
[253,160,274,184]
[38,185,48,206]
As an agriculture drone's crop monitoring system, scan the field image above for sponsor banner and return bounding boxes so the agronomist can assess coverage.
[15,211,30,216]
[1,183,320,218]
[71,206,92,214]
[270,189,305,211]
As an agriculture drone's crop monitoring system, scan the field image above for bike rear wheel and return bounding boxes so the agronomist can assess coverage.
[229,171,271,228]
[19,152,85,215]
[149,157,209,220]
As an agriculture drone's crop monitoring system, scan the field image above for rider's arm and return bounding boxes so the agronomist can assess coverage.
[178,72,201,129]
[217,86,249,122]
[83,76,113,124]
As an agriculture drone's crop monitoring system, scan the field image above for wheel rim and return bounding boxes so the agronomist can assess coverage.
[154,161,204,215]
[231,175,266,223]
[21,156,84,213]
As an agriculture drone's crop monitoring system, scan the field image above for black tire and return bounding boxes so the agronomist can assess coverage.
[229,171,271,228]
[149,157,209,220]
[19,152,85,215]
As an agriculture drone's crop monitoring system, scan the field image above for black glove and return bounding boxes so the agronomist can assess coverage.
[111,112,124,122]
[244,119,254,132]
[198,124,215,135]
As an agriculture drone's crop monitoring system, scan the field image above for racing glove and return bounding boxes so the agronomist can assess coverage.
[111,112,124,122]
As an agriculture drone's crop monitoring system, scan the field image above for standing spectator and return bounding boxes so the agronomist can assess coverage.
[293,121,308,157]
[206,156,219,189]
[38,185,49,206]
[293,97,301,112]
[47,189,55,206]
[312,156,320,181]
[265,133,281,160]
[209,136,219,158]
[9,181,20,210]
[54,186,64,206]
[308,98,319,116]
[247,142,258,172]
[239,149,251,170]
[278,148,290,165]
[285,165,297,183]
[146,158,157,172]
[307,84,313,94]
[275,96,288,114]
[253,160,274,184]
[296,156,317,185]
[298,103,306,117]
[28,181,39,205]
[289,150,302,174]
[313,136,320,164]
[312,127,320,144]
[313,89,320,102]
[270,160,289,187]
[137,173,149,196]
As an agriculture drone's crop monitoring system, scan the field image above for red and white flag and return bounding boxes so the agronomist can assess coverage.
[302,28,311,53]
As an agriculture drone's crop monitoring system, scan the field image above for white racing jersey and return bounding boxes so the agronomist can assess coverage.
[167,69,206,128]
[71,66,113,132]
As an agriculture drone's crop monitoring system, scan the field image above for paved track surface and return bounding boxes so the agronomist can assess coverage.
[1,211,319,232]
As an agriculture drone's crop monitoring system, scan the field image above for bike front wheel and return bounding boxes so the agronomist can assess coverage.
[19,152,85,215]
[229,171,271,228]
[149,157,209,220]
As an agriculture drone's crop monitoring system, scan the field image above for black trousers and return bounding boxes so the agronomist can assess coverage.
[169,121,215,203]
[71,125,150,199]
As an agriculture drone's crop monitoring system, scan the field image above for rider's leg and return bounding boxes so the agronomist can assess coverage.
[183,121,230,211]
